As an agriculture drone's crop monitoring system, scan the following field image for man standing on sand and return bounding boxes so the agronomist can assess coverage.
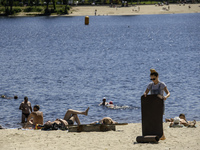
[24,105,43,128]
[19,96,32,123]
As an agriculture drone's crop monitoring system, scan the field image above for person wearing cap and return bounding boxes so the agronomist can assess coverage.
[106,101,114,109]
[143,69,170,140]
[24,105,43,129]
[19,96,32,123]
[99,97,109,106]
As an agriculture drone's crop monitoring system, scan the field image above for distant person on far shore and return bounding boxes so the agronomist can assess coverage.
[95,9,97,16]
[19,96,32,123]
[24,105,43,129]
[99,97,109,106]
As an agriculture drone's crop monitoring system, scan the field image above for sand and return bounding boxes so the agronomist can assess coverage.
[0,122,199,150]
[69,4,200,16]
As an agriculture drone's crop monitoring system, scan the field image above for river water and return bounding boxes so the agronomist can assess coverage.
[0,14,199,128]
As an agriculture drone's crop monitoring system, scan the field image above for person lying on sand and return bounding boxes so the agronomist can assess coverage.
[42,108,90,130]
[166,114,196,127]
[24,105,43,129]
[42,119,69,130]
[90,117,118,125]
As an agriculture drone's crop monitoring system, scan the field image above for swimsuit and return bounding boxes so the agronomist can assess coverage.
[67,120,73,125]
[22,113,30,118]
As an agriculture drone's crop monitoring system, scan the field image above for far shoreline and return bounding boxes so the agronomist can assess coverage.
[0,4,199,18]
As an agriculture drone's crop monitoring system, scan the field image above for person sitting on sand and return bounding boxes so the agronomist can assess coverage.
[24,105,43,128]
[19,96,32,123]
[63,107,90,125]
[99,97,109,106]
[42,108,90,130]
[90,117,118,125]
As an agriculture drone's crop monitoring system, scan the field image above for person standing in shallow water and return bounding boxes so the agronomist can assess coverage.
[19,97,32,123]
[143,69,170,140]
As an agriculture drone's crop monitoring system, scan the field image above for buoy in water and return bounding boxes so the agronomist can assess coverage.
[85,16,89,25]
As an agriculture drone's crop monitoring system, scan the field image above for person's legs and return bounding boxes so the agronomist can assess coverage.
[67,115,81,125]
[23,120,34,128]
[21,114,25,123]
[160,133,166,140]
[73,114,81,125]
[64,107,89,120]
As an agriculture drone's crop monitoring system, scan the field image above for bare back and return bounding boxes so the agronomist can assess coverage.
[28,111,43,125]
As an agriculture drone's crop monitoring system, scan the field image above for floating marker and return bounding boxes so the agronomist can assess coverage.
[85,16,89,25]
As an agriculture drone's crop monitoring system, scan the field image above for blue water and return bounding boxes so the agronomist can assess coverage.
[0,14,199,128]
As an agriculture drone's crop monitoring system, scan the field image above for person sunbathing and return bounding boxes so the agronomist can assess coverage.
[24,105,43,129]
[42,107,90,130]
[90,117,118,125]
[42,119,69,130]
[166,114,196,127]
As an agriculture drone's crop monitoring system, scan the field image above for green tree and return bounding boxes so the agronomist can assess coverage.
[45,0,50,12]
[2,0,14,15]
[52,0,56,10]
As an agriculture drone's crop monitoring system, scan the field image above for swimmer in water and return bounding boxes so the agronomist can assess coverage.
[99,97,109,106]
[1,95,18,99]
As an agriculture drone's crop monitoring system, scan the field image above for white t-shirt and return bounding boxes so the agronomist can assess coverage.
[147,81,166,96]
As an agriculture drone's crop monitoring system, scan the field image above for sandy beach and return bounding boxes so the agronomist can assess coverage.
[0,122,199,150]
[69,4,200,16]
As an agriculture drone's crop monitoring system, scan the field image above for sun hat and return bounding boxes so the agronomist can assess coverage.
[174,117,180,124]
